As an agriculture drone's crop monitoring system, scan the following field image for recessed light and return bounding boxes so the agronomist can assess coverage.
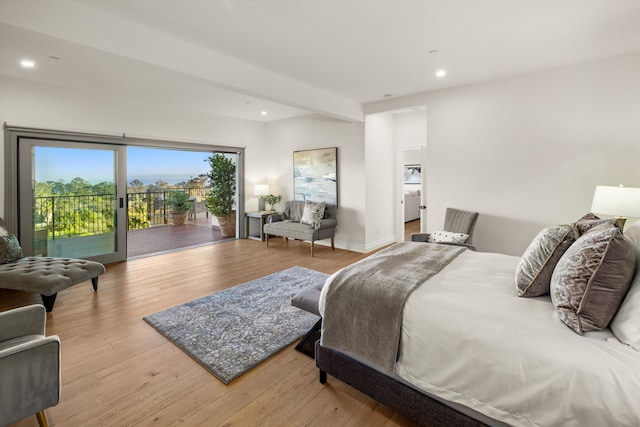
[428,50,439,55]
[20,59,35,68]
[261,111,267,116]
[383,94,393,98]
[48,56,60,61]
[436,69,446,78]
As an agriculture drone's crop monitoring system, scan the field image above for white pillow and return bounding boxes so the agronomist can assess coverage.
[428,230,469,244]
[610,220,640,351]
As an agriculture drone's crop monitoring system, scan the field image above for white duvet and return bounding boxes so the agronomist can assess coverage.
[320,250,640,427]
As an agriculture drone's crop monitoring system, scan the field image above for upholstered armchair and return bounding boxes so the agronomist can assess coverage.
[410,207,479,251]
[0,304,60,427]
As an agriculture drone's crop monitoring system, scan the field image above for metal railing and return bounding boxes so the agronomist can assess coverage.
[34,187,208,239]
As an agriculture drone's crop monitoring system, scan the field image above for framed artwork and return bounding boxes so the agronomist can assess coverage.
[404,164,421,184]
[293,147,338,206]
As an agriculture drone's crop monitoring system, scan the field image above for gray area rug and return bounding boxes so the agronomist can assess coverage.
[143,266,326,384]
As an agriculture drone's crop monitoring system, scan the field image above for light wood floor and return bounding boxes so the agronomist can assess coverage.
[2,237,421,427]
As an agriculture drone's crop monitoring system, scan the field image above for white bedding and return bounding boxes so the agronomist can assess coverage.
[319,249,640,427]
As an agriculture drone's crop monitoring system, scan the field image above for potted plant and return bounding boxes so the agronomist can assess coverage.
[263,194,282,212]
[205,154,237,237]
[165,191,193,225]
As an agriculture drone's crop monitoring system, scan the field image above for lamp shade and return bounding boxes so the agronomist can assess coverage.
[254,184,269,196]
[591,185,640,218]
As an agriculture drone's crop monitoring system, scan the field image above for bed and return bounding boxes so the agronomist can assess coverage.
[316,217,640,427]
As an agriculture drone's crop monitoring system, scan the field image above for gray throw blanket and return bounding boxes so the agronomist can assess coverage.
[322,242,465,375]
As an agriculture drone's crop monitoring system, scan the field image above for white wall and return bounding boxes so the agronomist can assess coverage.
[0,77,268,216]
[264,114,367,251]
[366,53,640,255]
[394,110,427,150]
[364,113,396,251]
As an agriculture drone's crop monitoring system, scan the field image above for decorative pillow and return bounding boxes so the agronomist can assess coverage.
[428,230,469,244]
[516,224,578,297]
[300,200,326,230]
[573,212,617,235]
[0,226,8,236]
[610,220,640,350]
[550,223,635,335]
[0,234,24,264]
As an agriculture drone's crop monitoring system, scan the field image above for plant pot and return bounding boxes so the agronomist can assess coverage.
[217,211,236,237]
[169,210,189,225]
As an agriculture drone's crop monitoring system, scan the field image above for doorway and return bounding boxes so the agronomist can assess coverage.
[400,147,425,241]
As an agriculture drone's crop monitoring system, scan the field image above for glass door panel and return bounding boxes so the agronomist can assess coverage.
[19,139,127,264]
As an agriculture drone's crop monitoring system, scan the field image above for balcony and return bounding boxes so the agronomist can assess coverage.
[34,188,233,259]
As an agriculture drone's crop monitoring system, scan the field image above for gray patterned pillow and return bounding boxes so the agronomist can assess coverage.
[300,200,326,230]
[550,223,635,335]
[516,225,578,297]
[0,234,24,264]
[574,212,617,235]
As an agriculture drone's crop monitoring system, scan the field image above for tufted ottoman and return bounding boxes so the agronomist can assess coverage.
[0,257,106,312]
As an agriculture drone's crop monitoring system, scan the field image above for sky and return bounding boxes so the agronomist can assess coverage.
[35,146,216,185]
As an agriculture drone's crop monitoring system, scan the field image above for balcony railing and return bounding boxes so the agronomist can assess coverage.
[34,187,208,239]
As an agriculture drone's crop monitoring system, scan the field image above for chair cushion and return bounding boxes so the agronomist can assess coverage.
[428,230,468,244]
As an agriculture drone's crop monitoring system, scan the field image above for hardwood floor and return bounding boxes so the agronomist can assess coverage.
[404,219,420,241]
[2,238,421,427]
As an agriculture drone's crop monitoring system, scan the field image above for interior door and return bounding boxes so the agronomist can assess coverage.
[18,139,127,264]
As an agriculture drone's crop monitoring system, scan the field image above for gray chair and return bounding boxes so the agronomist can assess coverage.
[410,207,479,250]
[0,304,60,427]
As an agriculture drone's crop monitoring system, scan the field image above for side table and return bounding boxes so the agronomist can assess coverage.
[245,212,272,241]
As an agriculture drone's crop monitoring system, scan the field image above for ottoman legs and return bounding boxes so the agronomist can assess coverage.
[40,277,99,312]
[40,294,57,312]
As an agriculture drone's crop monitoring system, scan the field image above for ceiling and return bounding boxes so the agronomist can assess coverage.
[1,0,640,122]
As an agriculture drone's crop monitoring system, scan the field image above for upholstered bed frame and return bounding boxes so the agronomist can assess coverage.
[315,342,489,426]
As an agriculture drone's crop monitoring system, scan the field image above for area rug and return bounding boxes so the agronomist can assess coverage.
[143,266,326,384]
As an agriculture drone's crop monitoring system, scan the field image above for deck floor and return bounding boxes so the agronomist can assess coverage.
[44,215,234,260]
[127,220,233,258]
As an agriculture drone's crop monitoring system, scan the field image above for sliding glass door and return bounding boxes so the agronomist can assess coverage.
[18,139,127,264]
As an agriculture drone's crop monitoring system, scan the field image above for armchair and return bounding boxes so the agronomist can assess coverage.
[410,207,479,251]
[0,304,60,427]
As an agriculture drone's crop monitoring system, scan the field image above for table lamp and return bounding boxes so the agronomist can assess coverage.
[254,184,269,211]
[591,185,640,232]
